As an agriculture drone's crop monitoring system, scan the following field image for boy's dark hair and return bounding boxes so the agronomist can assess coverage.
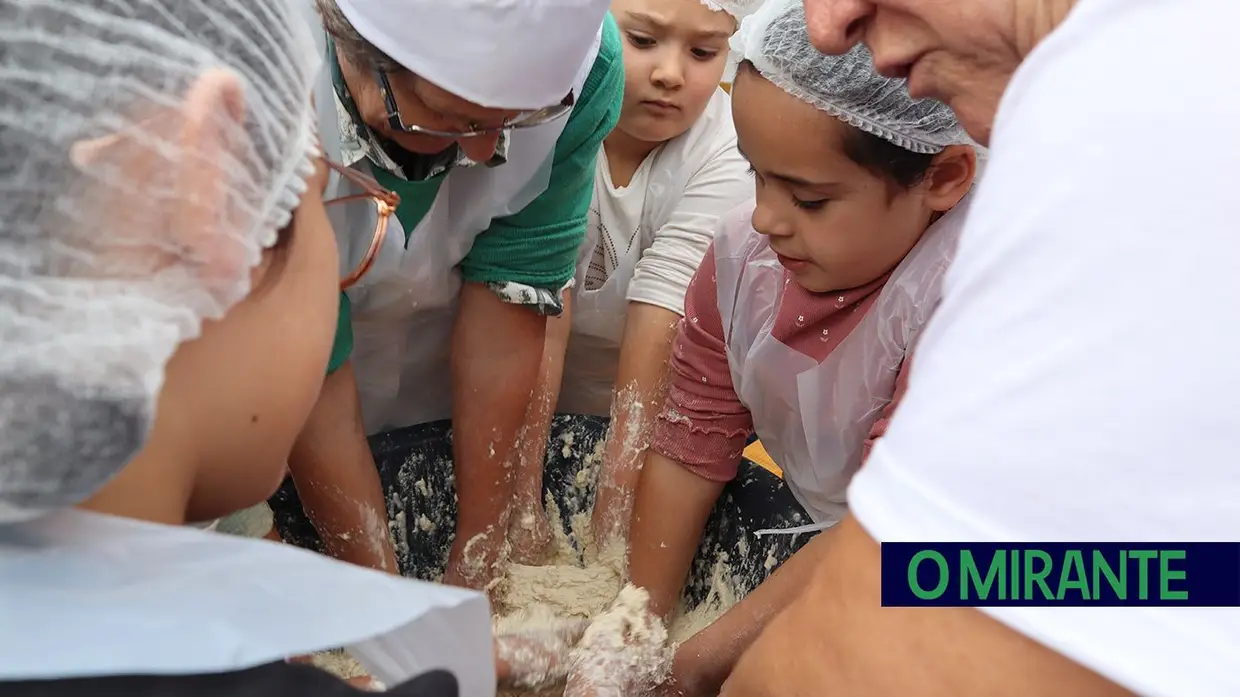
[839,127,936,190]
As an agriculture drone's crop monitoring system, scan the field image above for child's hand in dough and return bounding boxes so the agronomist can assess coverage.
[494,616,589,690]
[563,586,672,697]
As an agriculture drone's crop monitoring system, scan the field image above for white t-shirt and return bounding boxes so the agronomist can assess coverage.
[582,95,751,315]
[848,1,1240,695]
[583,150,656,292]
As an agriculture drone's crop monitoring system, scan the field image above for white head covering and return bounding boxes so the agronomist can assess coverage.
[0,0,321,523]
[733,0,973,154]
[701,0,765,22]
[336,0,613,110]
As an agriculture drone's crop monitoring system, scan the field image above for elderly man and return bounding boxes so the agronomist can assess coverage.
[286,0,623,588]
[721,0,1240,696]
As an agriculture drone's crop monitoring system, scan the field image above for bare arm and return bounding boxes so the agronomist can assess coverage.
[671,530,835,696]
[628,452,725,618]
[721,517,1137,697]
[287,360,398,573]
[509,294,573,564]
[627,248,750,616]
[590,301,682,547]
[670,349,916,691]
[444,282,548,590]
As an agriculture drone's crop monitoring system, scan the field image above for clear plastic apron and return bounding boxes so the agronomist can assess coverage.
[320,32,602,434]
[0,510,493,696]
[714,197,970,532]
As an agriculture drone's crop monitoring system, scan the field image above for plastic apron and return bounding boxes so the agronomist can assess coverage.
[716,194,972,531]
[321,32,603,434]
[560,89,737,415]
[0,509,494,696]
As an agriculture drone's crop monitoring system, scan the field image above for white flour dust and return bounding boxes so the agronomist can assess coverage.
[312,421,744,694]
[490,496,739,696]
[388,449,455,580]
[309,649,369,680]
[564,584,671,697]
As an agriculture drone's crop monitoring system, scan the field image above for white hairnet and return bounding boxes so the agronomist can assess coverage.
[732,0,971,154]
[0,0,322,523]
[701,0,765,22]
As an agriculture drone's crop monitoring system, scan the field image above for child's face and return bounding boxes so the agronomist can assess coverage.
[611,0,736,145]
[732,67,935,294]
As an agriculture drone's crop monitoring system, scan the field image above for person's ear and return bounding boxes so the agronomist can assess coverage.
[921,144,977,212]
[175,68,255,286]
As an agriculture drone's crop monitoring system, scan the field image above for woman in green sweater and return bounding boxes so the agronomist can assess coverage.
[288,0,625,589]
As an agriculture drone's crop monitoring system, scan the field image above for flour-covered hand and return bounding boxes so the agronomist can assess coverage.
[494,615,589,690]
[563,585,673,697]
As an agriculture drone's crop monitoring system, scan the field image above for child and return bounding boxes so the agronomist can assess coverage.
[566,0,980,694]
[0,2,579,695]
[511,0,761,562]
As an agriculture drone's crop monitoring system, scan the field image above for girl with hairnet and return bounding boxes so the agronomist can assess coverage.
[564,1,980,695]
[0,1,582,696]
[509,0,761,564]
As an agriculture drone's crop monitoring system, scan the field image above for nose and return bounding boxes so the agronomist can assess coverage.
[457,132,503,163]
[750,193,792,240]
[651,49,685,91]
[803,0,872,55]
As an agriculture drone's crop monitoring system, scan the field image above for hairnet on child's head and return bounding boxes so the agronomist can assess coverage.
[732,0,972,154]
[0,0,321,523]
[701,0,765,23]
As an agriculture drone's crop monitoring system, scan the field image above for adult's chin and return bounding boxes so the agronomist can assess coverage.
[382,131,456,156]
[945,92,1001,148]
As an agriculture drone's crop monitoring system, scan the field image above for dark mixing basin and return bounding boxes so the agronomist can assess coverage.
[270,415,815,606]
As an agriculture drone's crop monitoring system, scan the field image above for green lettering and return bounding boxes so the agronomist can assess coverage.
[909,550,950,600]
[961,550,1006,600]
[1092,550,1127,600]
[1010,549,1021,599]
[1056,550,1091,600]
[1023,550,1054,599]
[1130,550,1158,599]
[1159,550,1188,601]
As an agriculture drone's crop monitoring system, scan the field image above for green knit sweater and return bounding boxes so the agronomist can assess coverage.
[328,14,623,372]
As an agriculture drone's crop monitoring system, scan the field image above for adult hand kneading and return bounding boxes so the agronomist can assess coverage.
[285,0,624,588]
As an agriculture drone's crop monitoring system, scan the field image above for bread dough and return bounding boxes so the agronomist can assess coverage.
[313,424,742,692]
[312,502,738,694]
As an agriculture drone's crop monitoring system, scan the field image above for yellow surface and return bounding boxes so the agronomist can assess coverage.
[744,441,782,478]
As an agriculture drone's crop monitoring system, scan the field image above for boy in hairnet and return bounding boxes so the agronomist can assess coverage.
[565,1,981,695]
[0,1,578,695]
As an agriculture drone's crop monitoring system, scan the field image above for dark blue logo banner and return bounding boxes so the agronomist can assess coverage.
[881,543,1240,607]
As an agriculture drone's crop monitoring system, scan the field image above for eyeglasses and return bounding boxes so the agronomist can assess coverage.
[375,70,575,138]
[323,159,400,290]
